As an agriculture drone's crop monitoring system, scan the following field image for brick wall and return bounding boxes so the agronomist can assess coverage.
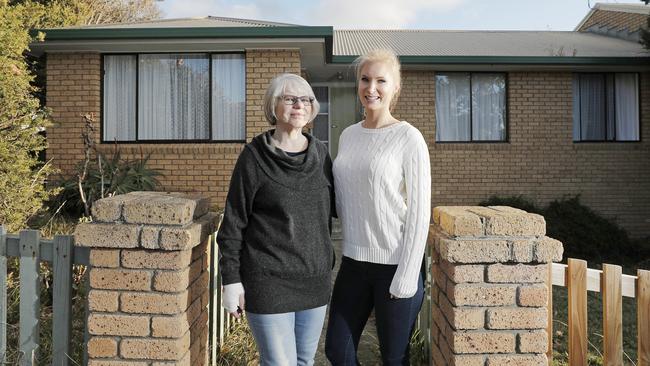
[45,50,300,206]
[245,49,301,140]
[45,53,650,236]
[46,53,101,175]
[429,206,563,366]
[578,9,648,32]
[394,71,650,237]
[74,192,218,365]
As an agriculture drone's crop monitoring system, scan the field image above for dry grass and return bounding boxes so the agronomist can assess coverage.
[551,286,639,366]
[3,260,87,365]
[213,317,259,365]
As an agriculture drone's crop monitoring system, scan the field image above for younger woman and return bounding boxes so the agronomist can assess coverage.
[325,49,431,365]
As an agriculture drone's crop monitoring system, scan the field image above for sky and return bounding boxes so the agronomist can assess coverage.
[157,0,647,30]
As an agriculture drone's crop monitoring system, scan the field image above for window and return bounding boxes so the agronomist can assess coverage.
[102,53,245,142]
[435,73,506,142]
[312,86,329,148]
[572,73,639,142]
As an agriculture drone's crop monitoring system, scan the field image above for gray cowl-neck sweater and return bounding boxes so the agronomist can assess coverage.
[217,130,335,314]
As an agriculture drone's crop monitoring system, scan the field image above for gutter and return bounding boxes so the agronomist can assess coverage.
[332,55,650,66]
[30,26,334,59]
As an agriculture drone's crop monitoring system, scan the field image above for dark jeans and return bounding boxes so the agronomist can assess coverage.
[325,256,424,366]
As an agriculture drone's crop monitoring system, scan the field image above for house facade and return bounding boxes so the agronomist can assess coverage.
[33,3,650,236]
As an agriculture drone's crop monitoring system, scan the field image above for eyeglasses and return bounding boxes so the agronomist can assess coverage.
[279,95,314,106]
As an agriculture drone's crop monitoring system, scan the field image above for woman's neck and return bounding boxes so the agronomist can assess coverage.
[271,125,308,152]
[362,109,399,129]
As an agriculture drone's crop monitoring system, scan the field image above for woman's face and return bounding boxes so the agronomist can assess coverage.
[358,61,399,113]
[274,86,312,130]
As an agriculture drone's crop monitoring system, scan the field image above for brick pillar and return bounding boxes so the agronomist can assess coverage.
[74,191,218,366]
[428,206,563,366]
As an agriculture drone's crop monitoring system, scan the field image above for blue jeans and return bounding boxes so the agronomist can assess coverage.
[246,305,327,366]
[325,257,424,366]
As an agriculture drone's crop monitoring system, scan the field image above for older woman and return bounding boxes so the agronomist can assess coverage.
[217,73,334,366]
[325,49,431,365]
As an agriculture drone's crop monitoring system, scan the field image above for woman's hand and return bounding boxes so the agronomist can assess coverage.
[223,283,245,318]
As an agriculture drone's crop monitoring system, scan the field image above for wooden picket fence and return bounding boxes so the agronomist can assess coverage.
[549,259,650,366]
[4,220,648,366]
[0,225,238,366]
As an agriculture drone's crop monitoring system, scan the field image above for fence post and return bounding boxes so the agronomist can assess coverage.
[428,206,563,366]
[567,258,587,366]
[74,191,217,365]
[639,270,650,366]
[602,263,623,366]
[52,235,74,365]
[19,230,40,366]
[0,226,6,364]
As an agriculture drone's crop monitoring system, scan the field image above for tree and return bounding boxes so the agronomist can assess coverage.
[0,0,161,231]
[0,2,56,231]
[7,0,161,26]
[79,0,161,24]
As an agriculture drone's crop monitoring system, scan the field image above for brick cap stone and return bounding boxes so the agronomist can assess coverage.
[76,193,218,251]
[92,191,210,225]
[430,226,563,264]
[433,206,546,237]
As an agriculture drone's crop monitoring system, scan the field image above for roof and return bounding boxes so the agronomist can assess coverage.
[58,16,299,29]
[574,2,650,31]
[333,30,648,61]
[592,2,650,15]
[30,15,650,68]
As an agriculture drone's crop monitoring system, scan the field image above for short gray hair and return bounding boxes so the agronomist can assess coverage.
[263,73,320,125]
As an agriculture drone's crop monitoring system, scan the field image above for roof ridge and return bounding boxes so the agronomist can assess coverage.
[205,15,300,26]
[58,16,212,29]
[593,2,650,15]
[335,29,583,33]
[62,16,305,30]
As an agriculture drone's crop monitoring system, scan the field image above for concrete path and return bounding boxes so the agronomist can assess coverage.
[314,219,382,365]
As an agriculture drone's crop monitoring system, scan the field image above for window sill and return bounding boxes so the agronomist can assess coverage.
[96,141,246,154]
[572,141,645,151]
[432,141,510,151]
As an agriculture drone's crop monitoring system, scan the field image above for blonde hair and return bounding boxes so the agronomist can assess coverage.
[354,48,401,110]
[263,73,320,125]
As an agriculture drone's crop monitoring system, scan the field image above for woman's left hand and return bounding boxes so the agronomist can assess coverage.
[223,283,245,318]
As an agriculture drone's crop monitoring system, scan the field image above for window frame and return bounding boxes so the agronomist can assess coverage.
[310,85,330,147]
[573,72,641,143]
[435,71,509,144]
[100,51,247,144]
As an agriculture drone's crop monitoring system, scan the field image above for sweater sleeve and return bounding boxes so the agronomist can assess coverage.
[216,148,258,285]
[389,128,431,298]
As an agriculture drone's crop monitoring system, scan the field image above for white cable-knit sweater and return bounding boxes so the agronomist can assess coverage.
[333,121,431,298]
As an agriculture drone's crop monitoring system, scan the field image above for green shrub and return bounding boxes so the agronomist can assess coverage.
[0,4,59,232]
[544,196,631,265]
[53,150,163,216]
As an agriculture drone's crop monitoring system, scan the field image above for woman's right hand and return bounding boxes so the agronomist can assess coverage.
[223,283,245,318]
